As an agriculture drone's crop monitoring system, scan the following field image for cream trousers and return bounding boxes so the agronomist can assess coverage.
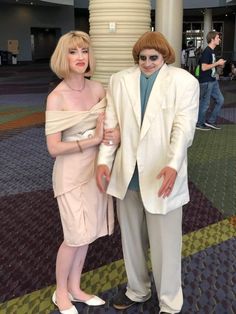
[117,189,183,314]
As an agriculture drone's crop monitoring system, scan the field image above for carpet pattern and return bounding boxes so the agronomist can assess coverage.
[0,219,235,314]
[188,125,236,217]
[0,63,235,314]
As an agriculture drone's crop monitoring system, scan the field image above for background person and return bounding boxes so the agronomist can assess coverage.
[45,30,119,314]
[186,40,196,73]
[196,31,226,131]
[231,62,236,79]
[96,31,199,314]
[195,45,202,66]
[181,43,187,69]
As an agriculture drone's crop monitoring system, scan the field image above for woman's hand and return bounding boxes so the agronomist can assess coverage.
[94,113,105,144]
[103,127,120,146]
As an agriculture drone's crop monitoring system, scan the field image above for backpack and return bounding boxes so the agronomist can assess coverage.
[195,65,200,77]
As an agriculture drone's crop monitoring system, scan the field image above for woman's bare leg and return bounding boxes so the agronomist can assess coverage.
[68,244,92,300]
[55,241,78,310]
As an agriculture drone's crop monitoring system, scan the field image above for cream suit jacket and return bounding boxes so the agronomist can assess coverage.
[98,64,199,214]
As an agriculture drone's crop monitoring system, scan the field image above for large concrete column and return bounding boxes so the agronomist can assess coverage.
[155,0,183,67]
[203,9,212,49]
[89,0,151,86]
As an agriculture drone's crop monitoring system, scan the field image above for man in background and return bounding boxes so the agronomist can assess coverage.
[186,40,196,73]
[196,31,226,131]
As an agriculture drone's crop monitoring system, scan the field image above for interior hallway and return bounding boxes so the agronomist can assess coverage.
[0,63,235,314]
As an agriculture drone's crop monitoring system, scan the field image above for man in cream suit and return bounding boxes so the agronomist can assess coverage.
[96,31,199,314]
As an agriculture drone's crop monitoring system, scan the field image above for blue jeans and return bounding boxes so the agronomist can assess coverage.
[197,80,224,125]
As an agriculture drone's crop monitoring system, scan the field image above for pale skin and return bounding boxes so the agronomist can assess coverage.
[96,48,177,199]
[201,34,226,71]
[46,46,119,311]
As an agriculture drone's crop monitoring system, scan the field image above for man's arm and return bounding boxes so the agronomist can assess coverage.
[96,165,111,192]
[202,58,226,71]
[167,74,200,173]
[96,74,119,192]
[97,74,119,169]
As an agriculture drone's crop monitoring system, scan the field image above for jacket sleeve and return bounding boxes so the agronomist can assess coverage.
[97,74,119,170]
[167,73,199,172]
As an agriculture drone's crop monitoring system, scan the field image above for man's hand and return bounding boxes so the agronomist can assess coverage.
[96,165,110,193]
[103,127,120,146]
[217,58,226,66]
[157,166,177,198]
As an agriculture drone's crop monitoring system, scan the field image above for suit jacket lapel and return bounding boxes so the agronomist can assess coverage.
[123,66,141,128]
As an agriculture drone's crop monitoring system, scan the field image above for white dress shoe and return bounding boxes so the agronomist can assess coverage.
[52,291,78,314]
[69,293,105,306]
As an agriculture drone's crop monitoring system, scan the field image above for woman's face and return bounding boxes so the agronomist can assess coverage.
[67,46,89,74]
[138,48,164,76]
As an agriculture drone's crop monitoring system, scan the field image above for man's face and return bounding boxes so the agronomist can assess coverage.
[138,49,164,76]
[212,34,221,46]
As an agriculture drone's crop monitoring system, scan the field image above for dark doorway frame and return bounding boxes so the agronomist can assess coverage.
[30,27,61,62]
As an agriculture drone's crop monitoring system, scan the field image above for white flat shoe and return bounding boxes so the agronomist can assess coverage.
[52,291,78,314]
[69,293,105,306]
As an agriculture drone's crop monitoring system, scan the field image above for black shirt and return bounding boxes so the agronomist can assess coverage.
[198,46,216,83]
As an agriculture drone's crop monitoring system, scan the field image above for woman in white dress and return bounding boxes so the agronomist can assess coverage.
[45,31,119,314]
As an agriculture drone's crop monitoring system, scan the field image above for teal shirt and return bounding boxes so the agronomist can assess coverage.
[128,70,159,191]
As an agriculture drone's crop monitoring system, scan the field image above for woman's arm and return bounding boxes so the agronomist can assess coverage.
[46,113,104,158]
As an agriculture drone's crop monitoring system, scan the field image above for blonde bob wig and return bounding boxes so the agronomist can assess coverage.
[50,30,95,79]
[132,31,175,65]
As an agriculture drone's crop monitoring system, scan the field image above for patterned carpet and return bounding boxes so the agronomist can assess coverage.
[0,64,235,314]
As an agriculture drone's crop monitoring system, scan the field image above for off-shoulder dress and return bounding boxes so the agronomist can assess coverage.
[45,98,114,246]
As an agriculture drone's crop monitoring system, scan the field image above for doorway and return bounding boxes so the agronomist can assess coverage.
[30,27,61,62]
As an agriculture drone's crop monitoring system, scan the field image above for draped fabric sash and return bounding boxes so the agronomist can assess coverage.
[45,98,106,136]
[45,98,107,197]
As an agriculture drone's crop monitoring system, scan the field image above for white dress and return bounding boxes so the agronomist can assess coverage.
[45,98,114,246]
